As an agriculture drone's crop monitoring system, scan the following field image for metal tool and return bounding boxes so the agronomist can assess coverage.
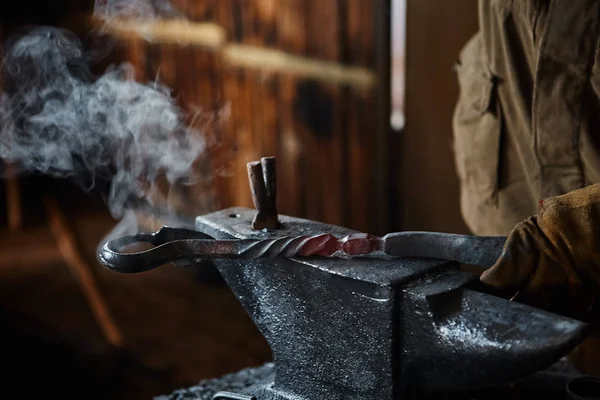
[101,157,594,400]
[98,226,507,273]
[99,207,590,400]
[247,157,280,230]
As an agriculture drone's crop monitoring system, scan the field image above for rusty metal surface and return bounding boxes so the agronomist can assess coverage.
[246,157,280,231]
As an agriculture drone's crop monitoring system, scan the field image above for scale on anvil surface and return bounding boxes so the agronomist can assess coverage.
[97,157,600,400]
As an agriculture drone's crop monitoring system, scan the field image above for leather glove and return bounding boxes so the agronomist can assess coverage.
[480,184,600,322]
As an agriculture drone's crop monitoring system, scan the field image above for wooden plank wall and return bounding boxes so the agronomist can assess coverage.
[113,0,389,234]
[393,0,478,234]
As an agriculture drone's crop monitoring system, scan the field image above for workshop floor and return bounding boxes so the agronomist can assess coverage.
[0,181,271,399]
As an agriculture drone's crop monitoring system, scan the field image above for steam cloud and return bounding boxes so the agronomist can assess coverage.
[94,0,182,20]
[0,23,216,233]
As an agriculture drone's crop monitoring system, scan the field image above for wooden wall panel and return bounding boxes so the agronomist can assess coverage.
[111,0,388,234]
[303,0,344,225]
[346,0,379,234]
[394,0,478,234]
[276,0,308,220]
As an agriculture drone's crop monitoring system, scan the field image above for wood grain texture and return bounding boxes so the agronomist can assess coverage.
[123,36,147,82]
[109,0,387,233]
[345,0,377,233]
[305,0,344,226]
[276,0,306,219]
[395,0,478,234]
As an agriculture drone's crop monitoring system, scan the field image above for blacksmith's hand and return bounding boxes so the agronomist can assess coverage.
[480,184,600,322]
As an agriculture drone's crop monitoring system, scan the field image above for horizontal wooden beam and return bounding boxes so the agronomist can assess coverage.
[223,44,375,88]
[96,18,227,50]
[94,17,377,89]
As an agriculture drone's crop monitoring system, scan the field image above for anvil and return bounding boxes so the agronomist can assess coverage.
[176,207,589,400]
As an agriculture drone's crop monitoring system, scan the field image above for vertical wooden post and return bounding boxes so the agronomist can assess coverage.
[5,163,22,231]
[44,195,124,348]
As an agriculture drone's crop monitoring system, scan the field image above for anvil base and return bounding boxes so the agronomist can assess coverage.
[156,361,592,400]
[152,207,594,400]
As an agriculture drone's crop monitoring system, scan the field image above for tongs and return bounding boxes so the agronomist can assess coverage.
[97,227,508,273]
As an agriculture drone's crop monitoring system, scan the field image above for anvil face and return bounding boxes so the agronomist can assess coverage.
[195,207,587,400]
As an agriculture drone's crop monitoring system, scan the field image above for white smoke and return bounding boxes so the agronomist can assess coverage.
[0,22,219,236]
[94,0,183,20]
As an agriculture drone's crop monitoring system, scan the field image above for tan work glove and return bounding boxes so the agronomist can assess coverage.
[480,184,600,323]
